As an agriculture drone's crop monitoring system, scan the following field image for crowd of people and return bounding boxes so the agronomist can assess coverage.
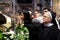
[14,7,60,40]
[0,7,60,40]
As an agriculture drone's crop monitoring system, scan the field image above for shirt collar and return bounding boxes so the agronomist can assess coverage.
[44,23,53,27]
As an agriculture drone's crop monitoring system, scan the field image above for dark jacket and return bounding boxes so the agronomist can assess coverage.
[24,22,39,40]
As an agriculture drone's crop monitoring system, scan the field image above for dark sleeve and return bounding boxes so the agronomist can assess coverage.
[24,22,44,29]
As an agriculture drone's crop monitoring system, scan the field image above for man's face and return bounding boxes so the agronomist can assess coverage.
[20,13,24,19]
[35,13,41,18]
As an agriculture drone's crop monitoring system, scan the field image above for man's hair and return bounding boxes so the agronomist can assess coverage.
[23,11,32,24]
[43,7,50,11]
[43,7,48,10]
[35,10,40,13]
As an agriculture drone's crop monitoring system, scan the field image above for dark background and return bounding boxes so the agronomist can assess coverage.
[17,0,32,3]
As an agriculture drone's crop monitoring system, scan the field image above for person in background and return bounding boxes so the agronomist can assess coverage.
[32,10,43,23]
[16,12,24,25]
[15,11,29,40]
[23,11,37,40]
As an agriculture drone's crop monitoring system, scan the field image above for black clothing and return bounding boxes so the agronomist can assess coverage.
[57,30,60,40]
[25,20,59,40]
[24,10,59,40]
[24,22,40,40]
[50,10,57,26]
[38,23,59,40]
